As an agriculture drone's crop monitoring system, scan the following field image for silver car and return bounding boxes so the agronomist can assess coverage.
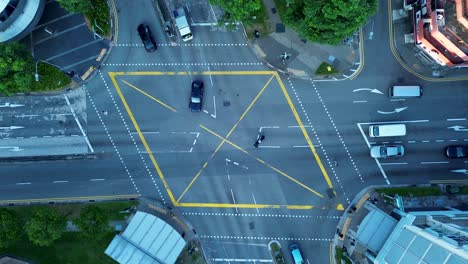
[370,145,404,158]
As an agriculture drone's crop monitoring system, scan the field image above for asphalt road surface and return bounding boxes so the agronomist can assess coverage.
[0,0,467,263]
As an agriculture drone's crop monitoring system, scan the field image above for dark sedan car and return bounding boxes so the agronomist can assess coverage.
[445,146,468,158]
[189,80,204,112]
[137,24,157,52]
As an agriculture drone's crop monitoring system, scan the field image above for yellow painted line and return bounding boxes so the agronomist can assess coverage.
[177,202,325,209]
[200,125,324,198]
[349,30,365,80]
[120,79,177,112]
[275,73,334,189]
[176,75,276,203]
[109,72,178,204]
[0,194,140,204]
[110,0,118,44]
[110,71,276,76]
[387,0,468,82]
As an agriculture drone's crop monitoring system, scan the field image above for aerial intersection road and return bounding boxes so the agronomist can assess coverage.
[0,0,466,263]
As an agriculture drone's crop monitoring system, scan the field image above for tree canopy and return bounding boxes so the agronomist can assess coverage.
[281,0,378,44]
[25,208,66,246]
[0,42,34,95]
[73,205,109,239]
[209,0,262,24]
[0,208,22,248]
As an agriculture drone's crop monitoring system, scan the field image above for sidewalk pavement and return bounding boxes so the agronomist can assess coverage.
[249,0,361,80]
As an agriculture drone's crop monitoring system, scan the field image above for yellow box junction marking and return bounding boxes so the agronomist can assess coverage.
[108,70,338,209]
[121,79,177,112]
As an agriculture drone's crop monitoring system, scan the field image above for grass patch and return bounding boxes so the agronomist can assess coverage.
[85,0,111,37]
[315,62,338,75]
[376,187,441,197]
[0,231,117,264]
[269,242,285,264]
[33,63,71,92]
[458,186,468,194]
[245,2,270,40]
[335,247,352,264]
[0,201,138,263]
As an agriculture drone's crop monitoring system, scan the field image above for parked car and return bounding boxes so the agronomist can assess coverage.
[189,80,204,112]
[445,146,468,158]
[370,145,405,158]
[288,243,304,264]
[137,24,157,52]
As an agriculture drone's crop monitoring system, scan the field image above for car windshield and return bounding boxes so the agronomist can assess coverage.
[380,148,387,156]
[191,97,200,103]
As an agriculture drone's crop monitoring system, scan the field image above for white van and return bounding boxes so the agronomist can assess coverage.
[389,85,422,98]
[369,124,406,137]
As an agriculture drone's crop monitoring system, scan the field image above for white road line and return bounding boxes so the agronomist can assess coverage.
[375,159,391,184]
[408,141,416,143]
[230,189,238,213]
[211,259,272,263]
[447,118,466,121]
[422,140,430,143]
[53,181,68,183]
[189,147,193,152]
[390,99,406,102]
[436,139,444,142]
[353,100,367,103]
[203,110,209,114]
[192,139,197,145]
[420,161,449,164]
[357,123,370,148]
[380,162,408,165]
[64,94,94,153]
[358,119,429,125]
[208,66,214,86]
[450,139,458,142]
[16,182,31,185]
[252,194,260,214]
[394,141,402,143]
[90,179,105,181]
[211,95,216,118]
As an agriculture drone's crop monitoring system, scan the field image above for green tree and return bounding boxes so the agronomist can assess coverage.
[282,0,377,44]
[0,208,22,248]
[210,0,262,24]
[55,0,92,13]
[25,207,66,246]
[0,42,34,95]
[73,205,109,239]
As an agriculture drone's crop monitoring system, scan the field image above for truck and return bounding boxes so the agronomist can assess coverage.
[173,7,193,42]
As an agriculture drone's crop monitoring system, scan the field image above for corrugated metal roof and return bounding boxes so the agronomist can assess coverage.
[105,211,186,264]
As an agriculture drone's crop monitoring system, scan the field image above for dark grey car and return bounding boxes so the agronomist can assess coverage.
[137,24,157,52]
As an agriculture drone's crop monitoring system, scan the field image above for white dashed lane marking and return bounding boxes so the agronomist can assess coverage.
[103,62,263,66]
[182,212,340,219]
[369,139,467,144]
[97,71,166,202]
[200,235,332,242]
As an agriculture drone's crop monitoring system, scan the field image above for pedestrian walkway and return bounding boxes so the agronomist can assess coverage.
[249,0,361,80]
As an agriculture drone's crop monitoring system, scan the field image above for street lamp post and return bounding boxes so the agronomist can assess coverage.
[34,60,60,82]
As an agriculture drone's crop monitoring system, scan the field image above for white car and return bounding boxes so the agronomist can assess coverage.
[370,145,404,158]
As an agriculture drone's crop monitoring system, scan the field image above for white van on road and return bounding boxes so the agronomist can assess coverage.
[369,124,406,138]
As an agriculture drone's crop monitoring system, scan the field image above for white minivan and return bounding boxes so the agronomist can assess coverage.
[389,85,422,98]
[369,124,406,137]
